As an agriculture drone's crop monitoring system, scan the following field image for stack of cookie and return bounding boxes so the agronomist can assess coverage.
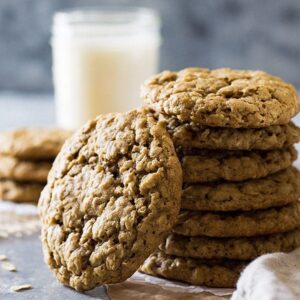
[0,128,70,204]
[140,68,300,287]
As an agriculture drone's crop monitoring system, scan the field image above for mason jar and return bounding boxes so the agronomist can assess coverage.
[52,7,161,129]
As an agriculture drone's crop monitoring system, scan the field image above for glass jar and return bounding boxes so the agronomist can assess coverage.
[52,7,161,129]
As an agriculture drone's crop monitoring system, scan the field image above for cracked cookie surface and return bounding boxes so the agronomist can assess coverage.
[173,202,300,237]
[181,167,300,211]
[142,68,299,128]
[38,109,182,291]
[0,180,44,203]
[161,229,300,260]
[164,117,300,150]
[181,146,296,183]
[0,155,52,183]
[140,251,246,288]
[0,128,71,160]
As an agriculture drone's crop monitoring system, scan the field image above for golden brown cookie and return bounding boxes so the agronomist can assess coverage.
[181,147,296,183]
[0,128,71,160]
[164,117,300,150]
[173,202,300,237]
[0,155,52,183]
[0,180,44,203]
[162,229,300,260]
[140,251,246,288]
[142,68,299,128]
[39,109,182,291]
[181,167,300,211]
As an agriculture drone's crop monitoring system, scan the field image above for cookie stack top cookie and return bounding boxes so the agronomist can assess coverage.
[142,68,299,128]
[0,128,71,160]
[0,128,70,203]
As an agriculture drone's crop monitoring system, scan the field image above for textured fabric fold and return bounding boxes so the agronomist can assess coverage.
[232,247,300,300]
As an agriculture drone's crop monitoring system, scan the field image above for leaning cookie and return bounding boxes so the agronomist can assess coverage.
[164,117,300,151]
[174,202,300,238]
[142,68,299,128]
[39,109,182,291]
[181,146,297,183]
[140,251,246,288]
[0,128,71,160]
[181,167,300,211]
[0,180,44,203]
[161,229,300,261]
[0,155,52,183]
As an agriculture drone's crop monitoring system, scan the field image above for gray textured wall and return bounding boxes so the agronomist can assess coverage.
[0,0,300,92]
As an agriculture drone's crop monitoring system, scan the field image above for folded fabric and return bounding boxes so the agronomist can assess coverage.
[232,247,300,300]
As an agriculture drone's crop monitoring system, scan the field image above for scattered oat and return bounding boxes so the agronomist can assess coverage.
[0,255,7,261]
[1,261,17,272]
[10,284,32,292]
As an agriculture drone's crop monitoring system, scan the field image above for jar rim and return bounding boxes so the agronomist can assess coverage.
[53,6,160,36]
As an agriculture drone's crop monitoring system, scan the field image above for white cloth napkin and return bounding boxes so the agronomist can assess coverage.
[232,247,300,300]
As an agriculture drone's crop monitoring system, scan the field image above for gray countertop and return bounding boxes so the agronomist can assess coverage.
[0,93,300,300]
[0,235,109,300]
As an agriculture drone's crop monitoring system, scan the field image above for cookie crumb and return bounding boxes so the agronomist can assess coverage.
[2,261,17,272]
[10,284,32,292]
[0,255,7,261]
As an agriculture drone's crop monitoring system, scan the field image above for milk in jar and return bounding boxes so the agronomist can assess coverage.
[52,8,161,129]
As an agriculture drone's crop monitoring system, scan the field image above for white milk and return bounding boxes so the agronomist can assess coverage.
[52,8,160,129]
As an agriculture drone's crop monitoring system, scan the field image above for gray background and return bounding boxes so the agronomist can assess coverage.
[0,0,300,93]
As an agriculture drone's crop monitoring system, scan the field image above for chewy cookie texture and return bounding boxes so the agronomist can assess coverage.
[165,118,300,151]
[162,229,300,260]
[0,180,44,203]
[0,128,71,160]
[140,251,246,288]
[174,202,300,238]
[0,155,52,183]
[140,67,300,288]
[39,109,182,291]
[181,167,300,211]
[142,68,299,128]
[181,146,297,183]
[0,128,70,203]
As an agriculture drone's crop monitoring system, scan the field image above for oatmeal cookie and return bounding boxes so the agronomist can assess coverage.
[0,155,52,183]
[181,167,300,211]
[181,147,296,183]
[142,68,299,128]
[0,128,71,160]
[39,109,182,291]
[0,180,44,203]
[173,202,300,237]
[164,117,300,150]
[140,251,246,288]
[162,229,300,260]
